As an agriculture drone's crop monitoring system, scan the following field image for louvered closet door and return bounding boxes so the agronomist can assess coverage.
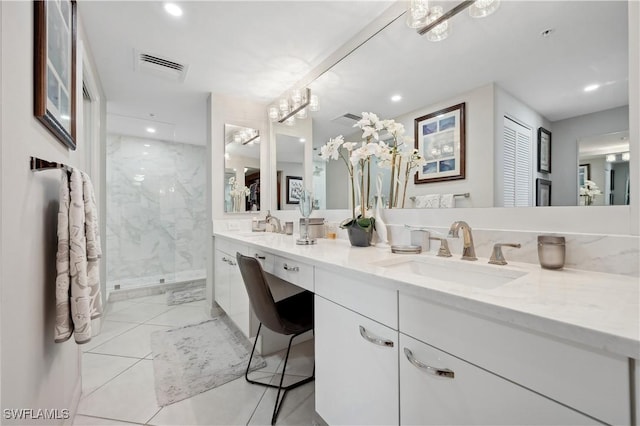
[503,117,532,207]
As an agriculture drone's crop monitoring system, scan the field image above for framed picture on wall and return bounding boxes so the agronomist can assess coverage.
[414,103,466,184]
[537,127,552,173]
[578,164,590,186]
[536,178,552,206]
[34,0,77,150]
[286,176,303,204]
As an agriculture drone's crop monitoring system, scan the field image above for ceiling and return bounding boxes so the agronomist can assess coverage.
[79,1,629,152]
[78,1,395,146]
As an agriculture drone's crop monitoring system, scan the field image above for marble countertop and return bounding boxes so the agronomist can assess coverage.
[214,231,640,360]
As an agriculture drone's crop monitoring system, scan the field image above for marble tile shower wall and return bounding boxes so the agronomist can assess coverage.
[106,135,207,290]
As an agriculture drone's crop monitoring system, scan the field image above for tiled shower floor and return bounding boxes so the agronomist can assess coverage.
[73,294,316,425]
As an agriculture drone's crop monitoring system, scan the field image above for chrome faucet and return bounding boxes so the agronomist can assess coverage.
[265,210,282,233]
[448,221,477,261]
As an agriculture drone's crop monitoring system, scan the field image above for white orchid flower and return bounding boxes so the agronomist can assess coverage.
[342,141,358,151]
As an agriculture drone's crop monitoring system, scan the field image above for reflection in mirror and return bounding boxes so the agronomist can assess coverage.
[224,124,260,213]
[307,1,628,209]
[275,133,304,210]
[578,131,630,206]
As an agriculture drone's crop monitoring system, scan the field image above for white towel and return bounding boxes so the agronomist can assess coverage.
[414,194,441,209]
[54,169,103,344]
[54,172,72,343]
[439,193,455,208]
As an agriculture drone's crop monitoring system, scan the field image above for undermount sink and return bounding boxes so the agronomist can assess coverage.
[372,256,527,289]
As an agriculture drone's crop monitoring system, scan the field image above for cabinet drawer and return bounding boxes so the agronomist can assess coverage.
[215,237,248,257]
[316,296,398,425]
[271,255,313,292]
[249,248,275,274]
[315,268,397,329]
[399,293,629,425]
[400,334,599,425]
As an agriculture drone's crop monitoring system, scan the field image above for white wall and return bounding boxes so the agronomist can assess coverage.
[1,1,104,422]
[551,106,629,206]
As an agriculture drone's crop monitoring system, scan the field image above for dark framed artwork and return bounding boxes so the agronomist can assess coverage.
[286,176,303,204]
[536,178,552,206]
[34,0,77,150]
[537,127,552,173]
[414,102,466,184]
[578,164,590,186]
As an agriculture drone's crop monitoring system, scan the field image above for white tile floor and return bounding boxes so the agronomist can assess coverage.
[73,293,316,425]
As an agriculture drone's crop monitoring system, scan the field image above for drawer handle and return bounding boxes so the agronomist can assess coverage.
[359,326,394,348]
[283,263,299,272]
[404,348,454,379]
[228,260,237,266]
[255,254,266,260]
[222,256,229,263]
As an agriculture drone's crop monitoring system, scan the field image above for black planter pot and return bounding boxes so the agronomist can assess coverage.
[345,221,374,247]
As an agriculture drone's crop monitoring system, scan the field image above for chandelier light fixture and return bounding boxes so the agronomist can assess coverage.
[268,88,319,126]
[407,0,500,41]
[232,129,260,145]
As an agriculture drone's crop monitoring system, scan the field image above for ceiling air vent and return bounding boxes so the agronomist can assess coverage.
[331,113,362,128]
[134,49,188,82]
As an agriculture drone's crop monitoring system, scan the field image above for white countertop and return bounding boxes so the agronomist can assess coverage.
[214,231,640,360]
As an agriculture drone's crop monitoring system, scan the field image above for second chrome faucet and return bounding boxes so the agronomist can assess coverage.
[448,221,477,261]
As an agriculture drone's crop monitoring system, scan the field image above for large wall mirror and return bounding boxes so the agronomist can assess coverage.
[224,124,261,213]
[275,1,630,211]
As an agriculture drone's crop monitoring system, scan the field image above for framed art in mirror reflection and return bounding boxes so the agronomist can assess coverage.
[414,103,466,184]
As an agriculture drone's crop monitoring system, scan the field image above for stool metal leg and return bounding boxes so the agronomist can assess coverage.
[244,323,315,425]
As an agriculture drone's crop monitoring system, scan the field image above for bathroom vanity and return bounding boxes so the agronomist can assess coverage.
[213,231,639,425]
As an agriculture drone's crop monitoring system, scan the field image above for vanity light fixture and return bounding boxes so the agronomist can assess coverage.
[412,0,499,40]
[622,152,630,161]
[232,129,260,145]
[606,154,616,162]
[268,88,319,126]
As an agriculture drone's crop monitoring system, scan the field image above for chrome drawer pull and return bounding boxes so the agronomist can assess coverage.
[359,326,394,347]
[283,263,299,272]
[228,260,237,266]
[221,256,229,263]
[255,254,266,260]
[404,348,454,379]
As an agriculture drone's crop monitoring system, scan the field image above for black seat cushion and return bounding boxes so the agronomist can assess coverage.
[275,290,314,335]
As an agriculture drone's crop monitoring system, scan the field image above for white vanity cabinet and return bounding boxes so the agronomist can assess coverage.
[399,333,599,425]
[399,293,630,425]
[214,238,250,337]
[315,296,399,425]
[315,268,400,425]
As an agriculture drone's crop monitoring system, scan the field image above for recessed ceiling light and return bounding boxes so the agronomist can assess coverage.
[164,3,183,17]
[146,128,156,134]
[299,138,306,143]
[584,84,600,92]
[391,94,402,102]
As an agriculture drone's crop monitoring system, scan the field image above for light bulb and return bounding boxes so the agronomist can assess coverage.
[284,116,296,127]
[426,6,450,42]
[469,0,500,18]
[309,94,319,112]
[406,0,429,29]
[279,98,289,112]
[606,154,616,162]
[291,89,302,104]
[268,106,279,121]
[622,152,630,161]
[233,134,241,144]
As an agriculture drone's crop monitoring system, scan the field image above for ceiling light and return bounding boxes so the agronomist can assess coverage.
[146,128,156,134]
[425,6,450,42]
[469,0,500,18]
[406,0,429,29]
[606,154,616,162]
[164,3,183,17]
[269,88,319,125]
[622,152,630,161]
[391,94,402,102]
[584,84,600,92]
[416,0,499,38]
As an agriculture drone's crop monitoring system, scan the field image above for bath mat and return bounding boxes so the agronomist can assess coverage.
[150,315,266,406]
[166,285,206,305]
